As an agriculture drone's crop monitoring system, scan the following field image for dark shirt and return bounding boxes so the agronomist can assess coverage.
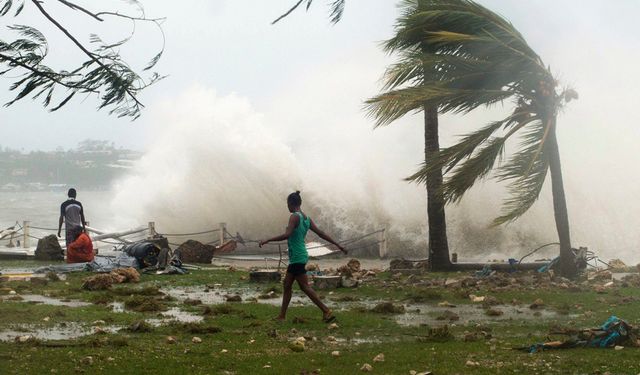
[60,198,84,230]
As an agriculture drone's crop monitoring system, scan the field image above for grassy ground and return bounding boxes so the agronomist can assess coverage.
[1,260,640,374]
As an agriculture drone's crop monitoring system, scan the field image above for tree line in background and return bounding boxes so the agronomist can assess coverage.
[0,140,140,190]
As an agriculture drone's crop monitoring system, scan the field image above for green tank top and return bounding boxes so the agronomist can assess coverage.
[287,212,310,264]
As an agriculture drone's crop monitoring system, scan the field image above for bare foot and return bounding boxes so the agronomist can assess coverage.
[323,310,336,323]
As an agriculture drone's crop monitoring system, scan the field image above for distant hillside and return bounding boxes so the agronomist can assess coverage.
[0,140,141,191]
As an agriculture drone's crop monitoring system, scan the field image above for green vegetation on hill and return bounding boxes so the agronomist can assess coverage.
[0,140,141,190]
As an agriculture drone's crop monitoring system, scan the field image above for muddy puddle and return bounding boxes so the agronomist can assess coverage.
[0,323,120,342]
[1,294,91,307]
[147,308,204,326]
[395,303,571,326]
[163,286,308,307]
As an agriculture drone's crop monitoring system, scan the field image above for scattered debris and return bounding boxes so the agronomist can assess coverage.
[519,315,639,353]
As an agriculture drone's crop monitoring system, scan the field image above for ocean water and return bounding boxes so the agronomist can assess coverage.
[0,191,129,249]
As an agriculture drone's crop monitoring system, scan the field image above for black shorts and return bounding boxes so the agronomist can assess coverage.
[287,263,307,276]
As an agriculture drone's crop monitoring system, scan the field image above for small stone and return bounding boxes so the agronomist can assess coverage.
[360,363,373,372]
[328,323,339,330]
[326,336,337,342]
[437,301,456,307]
[225,294,242,302]
[16,335,34,343]
[220,349,228,353]
[263,365,271,368]
[331,351,340,357]
[288,339,305,352]
[295,337,306,343]
[615,345,624,350]
[410,371,417,375]
[81,356,94,365]
[107,357,115,362]
[92,320,105,325]
[166,336,177,344]
[373,353,385,362]
[8,290,16,295]
[43,317,50,322]
[530,298,544,309]
[465,360,479,367]
[192,337,202,344]
[248,339,256,344]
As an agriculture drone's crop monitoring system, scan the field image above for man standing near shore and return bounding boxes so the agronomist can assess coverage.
[57,188,86,248]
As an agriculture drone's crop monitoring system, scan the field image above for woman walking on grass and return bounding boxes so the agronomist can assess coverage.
[259,191,347,322]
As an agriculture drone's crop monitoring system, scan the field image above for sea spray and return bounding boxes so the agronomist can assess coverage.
[107,86,638,263]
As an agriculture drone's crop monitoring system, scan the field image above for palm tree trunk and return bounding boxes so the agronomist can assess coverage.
[424,105,451,271]
[547,117,577,277]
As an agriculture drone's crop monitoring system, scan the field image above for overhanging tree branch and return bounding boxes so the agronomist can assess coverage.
[0,0,164,118]
[30,0,143,109]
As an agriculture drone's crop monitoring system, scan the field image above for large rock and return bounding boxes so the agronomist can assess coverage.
[176,240,216,263]
[313,276,341,289]
[35,235,64,261]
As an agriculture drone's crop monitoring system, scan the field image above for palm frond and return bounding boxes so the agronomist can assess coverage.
[366,84,511,127]
[492,120,550,225]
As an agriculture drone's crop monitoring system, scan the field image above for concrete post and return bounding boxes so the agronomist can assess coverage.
[219,222,226,245]
[378,227,387,259]
[23,220,30,248]
[148,222,156,238]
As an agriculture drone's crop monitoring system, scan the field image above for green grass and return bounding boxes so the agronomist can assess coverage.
[2,265,640,374]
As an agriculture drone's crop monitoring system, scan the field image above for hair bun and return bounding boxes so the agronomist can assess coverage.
[295,190,301,195]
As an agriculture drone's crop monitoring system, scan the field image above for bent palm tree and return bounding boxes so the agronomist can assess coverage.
[366,0,454,270]
[370,0,579,276]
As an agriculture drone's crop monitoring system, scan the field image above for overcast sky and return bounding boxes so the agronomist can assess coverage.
[1,0,637,151]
